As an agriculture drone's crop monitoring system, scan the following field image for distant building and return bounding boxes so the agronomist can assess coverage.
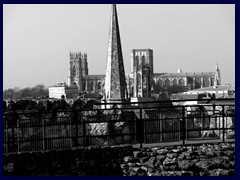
[49,83,78,99]
[65,48,221,100]
[170,84,234,106]
[67,52,88,91]
[183,85,233,98]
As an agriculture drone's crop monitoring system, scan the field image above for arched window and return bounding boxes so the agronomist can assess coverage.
[72,66,76,77]
[89,82,94,91]
[173,79,178,86]
[72,82,78,87]
[102,82,105,93]
[179,78,185,86]
[158,79,162,86]
[165,79,170,87]
[203,77,209,87]
[142,55,145,65]
[97,81,102,90]
[135,56,139,68]
[137,73,141,85]
[82,81,86,91]
[143,75,147,84]
[142,70,149,84]
[211,77,214,86]
[195,78,200,88]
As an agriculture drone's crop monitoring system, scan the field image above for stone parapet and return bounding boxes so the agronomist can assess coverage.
[4,143,235,176]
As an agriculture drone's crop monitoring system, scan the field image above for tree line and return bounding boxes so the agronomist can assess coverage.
[3,84,49,100]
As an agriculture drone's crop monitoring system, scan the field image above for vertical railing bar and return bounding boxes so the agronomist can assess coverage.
[69,112,72,148]
[42,116,45,151]
[121,113,124,144]
[75,110,79,147]
[159,113,162,143]
[107,113,110,146]
[82,111,87,147]
[213,109,216,138]
[182,106,186,145]
[5,114,9,154]
[202,107,204,139]
[222,105,225,143]
[139,108,143,148]
[17,116,20,153]
[12,111,16,153]
[133,113,136,144]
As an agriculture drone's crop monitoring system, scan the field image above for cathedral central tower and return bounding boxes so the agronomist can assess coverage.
[104,4,127,103]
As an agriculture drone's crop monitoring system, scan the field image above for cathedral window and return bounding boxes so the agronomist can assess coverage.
[137,73,141,85]
[165,79,170,87]
[204,78,208,87]
[82,81,86,91]
[211,77,214,86]
[135,56,139,68]
[97,82,102,90]
[142,70,149,85]
[173,79,178,86]
[72,82,78,87]
[89,82,94,91]
[179,78,185,86]
[142,55,145,65]
[143,76,147,84]
[72,66,76,77]
[158,79,162,86]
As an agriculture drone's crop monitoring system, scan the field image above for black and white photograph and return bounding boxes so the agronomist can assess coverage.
[3,4,235,176]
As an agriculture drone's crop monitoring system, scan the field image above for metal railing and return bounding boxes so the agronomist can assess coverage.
[3,99,235,154]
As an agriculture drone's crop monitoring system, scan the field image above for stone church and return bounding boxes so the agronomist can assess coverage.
[67,48,221,100]
[50,4,221,100]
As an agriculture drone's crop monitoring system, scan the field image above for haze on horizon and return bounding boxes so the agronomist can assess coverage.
[3,4,235,90]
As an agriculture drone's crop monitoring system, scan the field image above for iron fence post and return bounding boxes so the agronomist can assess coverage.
[213,104,217,133]
[139,108,144,148]
[222,105,225,143]
[12,111,16,153]
[42,117,45,150]
[82,111,87,147]
[201,107,204,139]
[75,110,79,147]
[17,117,19,152]
[5,113,9,154]
[182,106,186,145]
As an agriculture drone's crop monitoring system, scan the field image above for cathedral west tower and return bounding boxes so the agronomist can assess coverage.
[68,52,88,91]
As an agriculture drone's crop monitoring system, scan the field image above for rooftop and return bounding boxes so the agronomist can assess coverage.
[187,85,232,93]
[170,94,199,100]
[154,72,215,77]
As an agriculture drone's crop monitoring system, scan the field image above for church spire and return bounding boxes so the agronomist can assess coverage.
[215,63,219,70]
[104,4,127,101]
[177,68,182,73]
[214,63,221,86]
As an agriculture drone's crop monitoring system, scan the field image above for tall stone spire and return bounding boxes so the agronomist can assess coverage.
[104,4,127,102]
[214,63,221,86]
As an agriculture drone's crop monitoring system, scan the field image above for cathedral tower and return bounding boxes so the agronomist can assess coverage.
[104,4,127,104]
[81,53,89,76]
[68,52,88,91]
[131,49,153,98]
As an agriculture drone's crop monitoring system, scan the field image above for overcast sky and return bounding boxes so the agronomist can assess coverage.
[3,4,235,90]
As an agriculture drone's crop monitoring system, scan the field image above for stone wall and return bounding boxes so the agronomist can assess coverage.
[4,143,235,176]
[4,145,133,176]
[122,143,235,176]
